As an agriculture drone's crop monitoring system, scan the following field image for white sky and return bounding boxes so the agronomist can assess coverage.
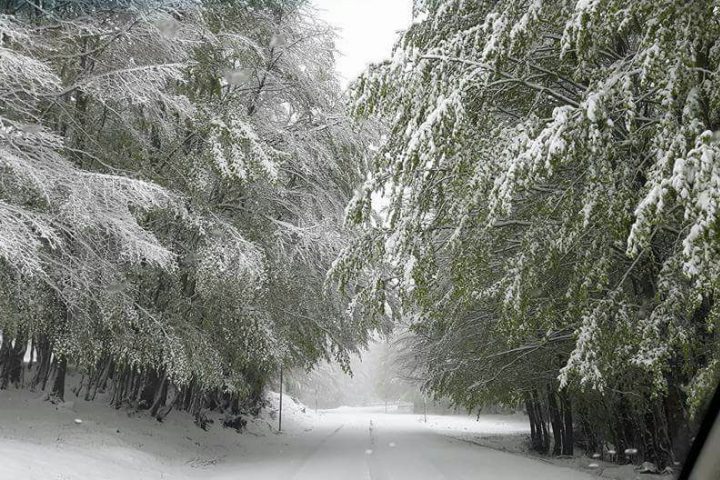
[312,0,413,86]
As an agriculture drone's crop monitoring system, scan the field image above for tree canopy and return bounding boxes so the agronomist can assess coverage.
[335,0,720,466]
[0,0,376,422]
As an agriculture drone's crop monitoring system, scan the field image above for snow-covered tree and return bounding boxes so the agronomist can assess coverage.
[337,0,720,466]
[0,0,375,423]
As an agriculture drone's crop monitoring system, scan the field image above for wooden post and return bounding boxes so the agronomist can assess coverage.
[278,364,283,433]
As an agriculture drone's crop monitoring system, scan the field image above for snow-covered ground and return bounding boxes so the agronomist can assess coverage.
[421,411,669,480]
[423,411,530,437]
[422,411,533,453]
[0,390,610,479]
[0,388,311,480]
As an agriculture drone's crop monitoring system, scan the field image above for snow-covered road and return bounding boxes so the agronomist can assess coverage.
[0,390,593,480]
[213,408,592,480]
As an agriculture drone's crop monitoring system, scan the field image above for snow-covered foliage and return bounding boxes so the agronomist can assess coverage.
[0,0,374,419]
[336,0,720,465]
[0,15,177,274]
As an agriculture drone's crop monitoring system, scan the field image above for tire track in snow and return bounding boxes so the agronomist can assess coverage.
[366,418,391,480]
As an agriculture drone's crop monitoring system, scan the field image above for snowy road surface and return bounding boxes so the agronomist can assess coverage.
[213,408,592,480]
[0,390,593,480]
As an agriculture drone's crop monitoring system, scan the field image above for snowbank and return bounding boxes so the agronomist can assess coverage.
[0,388,316,479]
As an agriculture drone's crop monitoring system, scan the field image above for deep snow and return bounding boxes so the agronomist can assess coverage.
[0,388,309,479]
[0,390,602,479]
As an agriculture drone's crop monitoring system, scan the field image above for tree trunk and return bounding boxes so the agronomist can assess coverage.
[526,396,538,446]
[547,387,563,456]
[664,381,689,464]
[112,367,130,407]
[31,336,52,391]
[560,390,574,456]
[578,409,599,455]
[50,356,67,402]
[0,334,12,389]
[150,375,168,418]
[99,359,114,393]
[527,391,548,453]
[87,358,111,401]
[539,411,550,453]
[156,382,177,422]
[139,369,162,410]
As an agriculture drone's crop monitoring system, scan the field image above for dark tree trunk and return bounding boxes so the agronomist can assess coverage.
[615,395,638,464]
[641,400,673,469]
[579,410,599,455]
[527,390,548,453]
[231,394,240,415]
[156,382,177,422]
[535,390,550,453]
[50,356,67,402]
[181,378,195,411]
[84,360,102,401]
[139,369,162,410]
[547,387,563,456]
[538,411,550,453]
[150,375,168,418]
[129,371,143,406]
[100,360,114,393]
[665,381,689,463]
[526,396,538,444]
[73,374,85,398]
[0,335,12,389]
[10,333,26,386]
[86,358,111,401]
[112,367,130,408]
[560,390,574,456]
[31,336,52,391]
